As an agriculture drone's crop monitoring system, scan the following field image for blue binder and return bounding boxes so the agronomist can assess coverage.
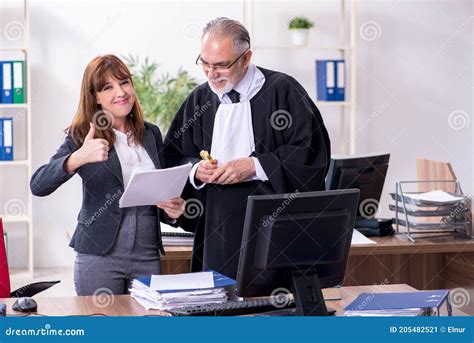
[345,290,452,316]
[0,64,2,103]
[1,62,13,104]
[136,270,236,293]
[0,118,14,160]
[316,60,336,101]
[335,60,345,101]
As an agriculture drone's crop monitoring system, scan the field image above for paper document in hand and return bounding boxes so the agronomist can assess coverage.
[119,163,192,208]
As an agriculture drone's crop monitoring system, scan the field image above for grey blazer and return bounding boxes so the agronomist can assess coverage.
[30,122,170,256]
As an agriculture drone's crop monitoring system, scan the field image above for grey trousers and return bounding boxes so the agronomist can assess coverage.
[74,206,162,295]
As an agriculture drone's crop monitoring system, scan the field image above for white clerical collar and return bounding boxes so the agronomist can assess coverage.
[234,63,255,98]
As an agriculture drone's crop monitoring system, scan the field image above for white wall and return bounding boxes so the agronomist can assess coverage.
[1,0,471,268]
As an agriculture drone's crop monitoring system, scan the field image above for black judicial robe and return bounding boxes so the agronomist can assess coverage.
[164,66,331,279]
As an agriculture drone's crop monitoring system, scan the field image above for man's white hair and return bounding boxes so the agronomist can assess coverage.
[202,17,251,53]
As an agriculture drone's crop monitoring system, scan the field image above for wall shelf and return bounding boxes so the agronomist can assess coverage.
[244,0,357,154]
[0,0,33,278]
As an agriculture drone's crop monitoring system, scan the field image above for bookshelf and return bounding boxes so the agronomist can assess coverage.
[0,0,33,278]
[243,0,357,154]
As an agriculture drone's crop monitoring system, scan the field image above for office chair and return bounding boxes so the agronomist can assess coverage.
[0,218,60,298]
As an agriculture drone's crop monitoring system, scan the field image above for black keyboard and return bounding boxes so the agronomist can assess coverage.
[167,298,295,316]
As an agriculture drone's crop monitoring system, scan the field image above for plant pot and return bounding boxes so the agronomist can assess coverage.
[290,29,309,46]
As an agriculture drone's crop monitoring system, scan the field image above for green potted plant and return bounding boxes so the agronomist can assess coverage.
[288,16,314,46]
[123,55,198,135]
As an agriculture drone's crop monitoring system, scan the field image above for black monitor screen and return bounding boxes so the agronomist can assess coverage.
[236,189,359,299]
[326,153,390,217]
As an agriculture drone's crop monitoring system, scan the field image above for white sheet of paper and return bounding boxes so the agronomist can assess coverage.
[150,271,214,291]
[351,229,376,245]
[405,190,464,203]
[119,163,192,208]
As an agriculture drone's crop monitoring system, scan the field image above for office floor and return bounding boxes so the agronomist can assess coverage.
[11,268,76,297]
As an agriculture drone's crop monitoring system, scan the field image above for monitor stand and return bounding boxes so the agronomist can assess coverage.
[255,270,337,316]
[257,270,336,316]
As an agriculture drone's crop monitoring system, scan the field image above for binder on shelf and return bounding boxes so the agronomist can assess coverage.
[335,60,345,101]
[0,63,2,103]
[13,61,25,104]
[316,60,336,101]
[0,118,14,160]
[1,62,13,104]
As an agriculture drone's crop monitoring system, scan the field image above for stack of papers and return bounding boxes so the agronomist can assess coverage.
[130,271,235,311]
[392,190,466,206]
[405,190,465,203]
[161,223,194,246]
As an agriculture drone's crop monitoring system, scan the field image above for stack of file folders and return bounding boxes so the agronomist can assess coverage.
[344,290,452,316]
[161,224,194,246]
[130,271,235,311]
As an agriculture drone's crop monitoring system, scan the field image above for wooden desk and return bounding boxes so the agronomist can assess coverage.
[161,235,474,315]
[0,284,467,316]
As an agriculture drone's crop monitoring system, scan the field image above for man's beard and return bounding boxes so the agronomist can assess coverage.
[208,77,234,95]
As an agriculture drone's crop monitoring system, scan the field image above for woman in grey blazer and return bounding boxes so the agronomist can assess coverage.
[30,55,185,295]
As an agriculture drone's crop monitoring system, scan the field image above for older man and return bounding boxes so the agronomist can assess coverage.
[164,17,330,279]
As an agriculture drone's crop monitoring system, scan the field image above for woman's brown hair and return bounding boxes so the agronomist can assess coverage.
[67,54,144,147]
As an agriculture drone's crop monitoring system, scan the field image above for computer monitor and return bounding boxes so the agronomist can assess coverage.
[325,153,390,224]
[235,189,360,316]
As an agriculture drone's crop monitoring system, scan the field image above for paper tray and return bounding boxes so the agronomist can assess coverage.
[389,204,468,217]
[394,219,469,230]
[389,192,466,207]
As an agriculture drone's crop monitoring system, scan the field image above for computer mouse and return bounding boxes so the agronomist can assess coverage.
[12,297,37,313]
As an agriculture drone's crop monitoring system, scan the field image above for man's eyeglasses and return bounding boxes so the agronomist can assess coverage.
[195,49,249,71]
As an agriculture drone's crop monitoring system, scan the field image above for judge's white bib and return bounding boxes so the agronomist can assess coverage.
[210,101,255,165]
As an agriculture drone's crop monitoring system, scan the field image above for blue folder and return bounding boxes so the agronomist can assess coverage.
[345,290,451,315]
[135,270,236,293]
[1,62,13,104]
[0,118,14,160]
[316,60,336,101]
[335,60,345,101]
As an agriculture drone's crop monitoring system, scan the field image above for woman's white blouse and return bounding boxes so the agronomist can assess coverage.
[113,129,155,187]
